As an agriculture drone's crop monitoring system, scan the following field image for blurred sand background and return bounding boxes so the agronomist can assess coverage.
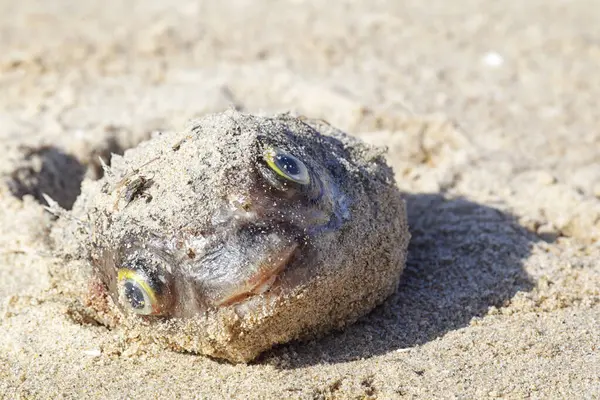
[0,0,599,398]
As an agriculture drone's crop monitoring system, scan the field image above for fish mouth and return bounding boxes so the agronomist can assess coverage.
[214,242,299,307]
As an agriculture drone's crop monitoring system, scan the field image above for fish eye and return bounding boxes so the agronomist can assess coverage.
[117,269,169,316]
[263,147,310,185]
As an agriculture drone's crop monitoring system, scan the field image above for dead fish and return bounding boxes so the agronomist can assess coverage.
[52,110,410,363]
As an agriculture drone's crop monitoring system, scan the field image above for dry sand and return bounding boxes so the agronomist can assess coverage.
[0,0,599,398]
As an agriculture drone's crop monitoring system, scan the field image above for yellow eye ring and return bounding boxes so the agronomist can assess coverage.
[263,147,310,185]
[117,269,161,315]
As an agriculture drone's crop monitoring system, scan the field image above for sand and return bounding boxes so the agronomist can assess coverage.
[0,0,598,398]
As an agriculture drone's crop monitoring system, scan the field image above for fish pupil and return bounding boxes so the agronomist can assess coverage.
[124,281,146,309]
[276,155,300,176]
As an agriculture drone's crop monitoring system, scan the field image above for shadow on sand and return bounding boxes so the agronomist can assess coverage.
[3,145,543,368]
[6,146,86,210]
[264,192,543,368]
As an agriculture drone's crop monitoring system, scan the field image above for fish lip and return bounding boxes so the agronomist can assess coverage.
[215,242,299,307]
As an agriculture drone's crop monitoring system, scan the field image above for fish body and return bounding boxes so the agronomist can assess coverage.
[54,111,410,362]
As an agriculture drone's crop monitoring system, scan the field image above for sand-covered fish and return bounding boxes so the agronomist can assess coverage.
[51,110,410,362]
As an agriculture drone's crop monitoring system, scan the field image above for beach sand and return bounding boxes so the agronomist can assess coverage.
[1,0,599,398]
